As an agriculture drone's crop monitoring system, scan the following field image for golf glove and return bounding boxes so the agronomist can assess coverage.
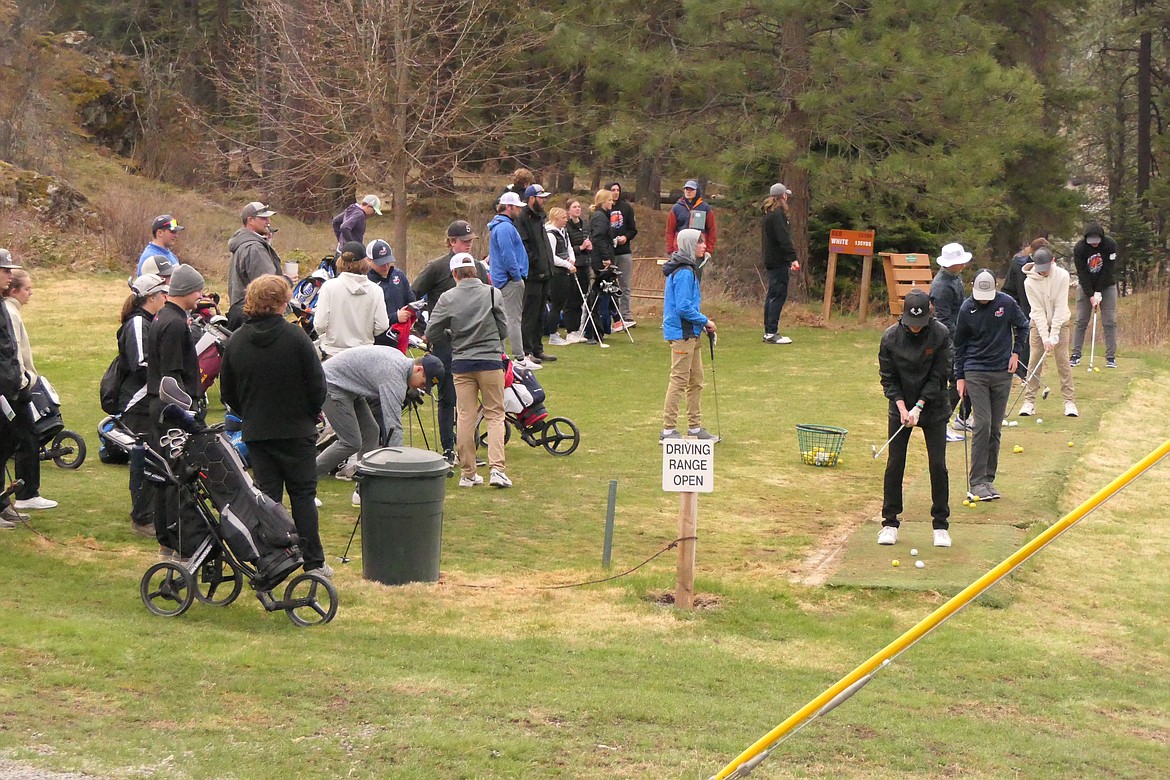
[1091,292,1102,307]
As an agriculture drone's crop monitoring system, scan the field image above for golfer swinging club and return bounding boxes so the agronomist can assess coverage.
[877,289,954,548]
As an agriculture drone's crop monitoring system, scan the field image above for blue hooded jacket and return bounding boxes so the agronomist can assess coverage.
[488,213,527,289]
[662,229,708,341]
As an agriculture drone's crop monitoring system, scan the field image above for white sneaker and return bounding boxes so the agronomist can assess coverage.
[878,526,898,545]
[334,456,359,480]
[564,331,587,344]
[1018,401,1035,417]
[489,468,512,488]
[1064,401,1079,417]
[313,497,322,508]
[945,428,965,442]
[548,333,569,346]
[458,474,484,488]
[933,529,953,548]
[351,489,361,507]
[514,358,543,371]
[14,496,57,510]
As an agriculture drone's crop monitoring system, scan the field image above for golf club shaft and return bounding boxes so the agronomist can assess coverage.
[573,272,606,349]
[1005,351,1048,417]
[1089,307,1098,367]
[707,331,721,439]
[872,424,909,459]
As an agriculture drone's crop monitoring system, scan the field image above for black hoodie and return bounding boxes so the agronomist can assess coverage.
[605,182,638,256]
[220,314,326,441]
[1071,221,1118,294]
[878,317,953,424]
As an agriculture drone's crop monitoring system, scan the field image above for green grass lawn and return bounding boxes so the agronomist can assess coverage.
[1,275,1168,779]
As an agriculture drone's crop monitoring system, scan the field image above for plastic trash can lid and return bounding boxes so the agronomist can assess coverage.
[356,446,450,478]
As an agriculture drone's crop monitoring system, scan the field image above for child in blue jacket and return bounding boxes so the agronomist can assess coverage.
[661,228,717,440]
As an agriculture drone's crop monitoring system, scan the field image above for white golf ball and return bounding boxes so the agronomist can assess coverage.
[915,560,925,569]
[910,548,919,556]
[1036,418,1043,424]
[1008,421,1018,427]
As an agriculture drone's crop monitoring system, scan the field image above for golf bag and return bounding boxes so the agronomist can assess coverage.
[98,415,135,464]
[223,411,249,466]
[289,256,337,340]
[503,360,548,430]
[26,375,64,446]
[190,296,233,393]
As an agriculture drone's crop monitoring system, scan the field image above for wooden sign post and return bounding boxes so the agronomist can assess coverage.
[823,229,876,323]
[662,438,715,609]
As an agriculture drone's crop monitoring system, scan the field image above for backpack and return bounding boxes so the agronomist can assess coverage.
[99,354,129,415]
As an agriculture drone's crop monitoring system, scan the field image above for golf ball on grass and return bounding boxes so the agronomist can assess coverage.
[915,560,925,569]
[892,560,900,567]
[1068,441,1074,447]
[1008,420,1019,427]
[911,548,918,556]
[1013,445,1024,453]
[1095,366,1101,373]
[1036,418,1043,424]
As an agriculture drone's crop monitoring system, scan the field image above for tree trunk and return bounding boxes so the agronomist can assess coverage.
[391,0,410,267]
[780,11,812,286]
[1137,25,1151,204]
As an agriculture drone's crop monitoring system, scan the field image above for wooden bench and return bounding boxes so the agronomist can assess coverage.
[880,252,934,315]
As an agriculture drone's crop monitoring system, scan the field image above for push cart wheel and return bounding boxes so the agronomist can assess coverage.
[193,552,244,607]
[140,561,195,617]
[475,420,512,449]
[283,572,339,627]
[52,430,86,469]
[542,417,580,456]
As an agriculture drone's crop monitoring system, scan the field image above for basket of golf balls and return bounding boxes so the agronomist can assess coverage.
[795,424,847,467]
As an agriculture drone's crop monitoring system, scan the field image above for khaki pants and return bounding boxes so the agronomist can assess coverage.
[662,338,704,431]
[455,370,506,478]
[1024,321,1075,404]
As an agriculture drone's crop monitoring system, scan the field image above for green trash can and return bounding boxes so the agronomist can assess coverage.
[356,447,449,585]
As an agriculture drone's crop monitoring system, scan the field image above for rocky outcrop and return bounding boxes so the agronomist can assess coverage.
[0,160,100,229]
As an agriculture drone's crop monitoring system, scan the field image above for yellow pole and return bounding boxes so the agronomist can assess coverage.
[710,438,1170,780]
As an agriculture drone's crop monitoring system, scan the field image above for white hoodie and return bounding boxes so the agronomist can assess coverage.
[1022,262,1071,342]
[314,272,391,356]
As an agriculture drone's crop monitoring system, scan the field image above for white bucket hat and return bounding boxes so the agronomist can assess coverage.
[936,242,972,268]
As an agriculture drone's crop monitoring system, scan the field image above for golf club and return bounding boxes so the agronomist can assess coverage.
[962,410,973,500]
[707,330,721,441]
[1005,351,1049,418]
[339,509,361,564]
[1087,305,1098,372]
[871,424,909,459]
[571,272,608,349]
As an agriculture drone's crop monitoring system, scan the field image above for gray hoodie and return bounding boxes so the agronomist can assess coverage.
[227,228,282,305]
[424,277,508,364]
[322,345,413,446]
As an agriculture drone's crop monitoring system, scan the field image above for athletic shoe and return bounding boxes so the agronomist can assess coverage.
[611,321,626,332]
[548,333,569,346]
[945,428,965,442]
[351,489,361,507]
[763,334,793,344]
[489,468,512,488]
[987,485,1002,500]
[625,320,637,328]
[953,416,975,432]
[687,427,717,440]
[0,505,29,523]
[0,518,15,529]
[131,521,155,537]
[458,473,483,488]
[971,483,998,501]
[877,526,898,546]
[514,358,543,371]
[525,353,542,365]
[334,456,359,481]
[1064,401,1079,417]
[443,449,456,466]
[1106,358,1117,369]
[1018,401,1035,417]
[15,496,57,510]
[1069,354,1081,367]
[660,430,681,441]
[565,331,587,344]
[533,353,557,363]
[933,529,953,548]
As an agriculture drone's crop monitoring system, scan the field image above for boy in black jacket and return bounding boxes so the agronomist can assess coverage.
[878,290,954,548]
[954,270,1029,504]
[1069,221,1119,368]
[515,184,556,363]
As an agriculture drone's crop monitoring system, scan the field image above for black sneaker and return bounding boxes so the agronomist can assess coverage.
[1106,358,1117,369]
[1069,354,1081,367]
[443,449,456,466]
[534,353,557,362]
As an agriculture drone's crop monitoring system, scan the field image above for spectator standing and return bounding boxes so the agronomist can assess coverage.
[4,270,56,511]
[413,220,490,464]
[586,188,617,346]
[227,201,282,328]
[137,215,184,276]
[425,253,511,488]
[1070,221,1119,368]
[147,264,207,558]
[760,183,800,345]
[331,194,383,251]
[877,289,953,548]
[665,180,717,255]
[930,241,970,440]
[661,228,717,441]
[220,276,331,576]
[515,184,556,365]
[0,250,33,526]
[314,241,390,357]
[488,192,535,369]
[501,168,535,199]
[365,238,416,351]
[563,200,592,343]
[117,274,169,536]
[954,270,1028,503]
[1000,237,1046,381]
[606,181,638,329]
[544,207,577,346]
[1019,247,1077,417]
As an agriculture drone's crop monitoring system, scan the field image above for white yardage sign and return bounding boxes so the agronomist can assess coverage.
[662,439,715,493]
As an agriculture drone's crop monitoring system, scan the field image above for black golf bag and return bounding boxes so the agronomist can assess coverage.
[27,375,64,446]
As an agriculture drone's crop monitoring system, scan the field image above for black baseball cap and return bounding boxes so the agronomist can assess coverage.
[902,289,931,327]
[447,220,476,240]
[151,215,184,235]
[420,354,445,394]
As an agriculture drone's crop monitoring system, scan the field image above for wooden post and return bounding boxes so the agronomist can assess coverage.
[675,492,698,609]
[858,253,874,324]
[822,252,839,322]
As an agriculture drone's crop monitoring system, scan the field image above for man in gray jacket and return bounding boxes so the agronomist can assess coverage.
[425,252,512,488]
[227,201,283,328]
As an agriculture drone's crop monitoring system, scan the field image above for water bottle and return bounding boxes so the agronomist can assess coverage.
[129,442,145,493]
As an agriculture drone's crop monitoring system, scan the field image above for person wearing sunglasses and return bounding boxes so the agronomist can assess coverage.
[137,214,185,276]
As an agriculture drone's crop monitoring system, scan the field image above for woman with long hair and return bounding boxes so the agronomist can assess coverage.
[313,241,390,357]
[586,189,617,346]
[544,207,578,346]
[761,183,799,345]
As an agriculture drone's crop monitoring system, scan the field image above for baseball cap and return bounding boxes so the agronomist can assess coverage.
[901,289,931,327]
[339,241,367,260]
[769,183,790,197]
[447,220,476,240]
[168,264,205,297]
[498,192,525,208]
[972,270,997,302]
[151,214,185,235]
[241,201,276,221]
[1031,247,1054,272]
[140,255,176,277]
[130,273,168,297]
[366,239,395,266]
[361,194,383,215]
[419,354,445,395]
[523,184,552,199]
[684,180,700,190]
[449,252,478,272]
[0,249,21,269]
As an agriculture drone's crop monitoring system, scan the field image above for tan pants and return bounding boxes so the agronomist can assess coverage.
[454,370,506,478]
[662,338,704,431]
[1024,321,1075,403]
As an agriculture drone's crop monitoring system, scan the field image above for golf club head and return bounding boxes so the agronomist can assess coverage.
[1042,388,1050,399]
[870,445,879,459]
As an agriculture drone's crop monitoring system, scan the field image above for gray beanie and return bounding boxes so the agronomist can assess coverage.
[168,264,205,297]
